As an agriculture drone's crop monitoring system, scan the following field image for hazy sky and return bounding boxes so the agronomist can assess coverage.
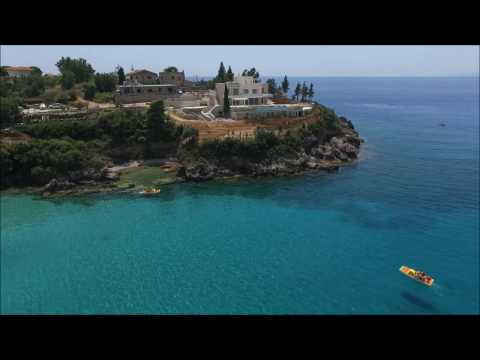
[1,45,478,77]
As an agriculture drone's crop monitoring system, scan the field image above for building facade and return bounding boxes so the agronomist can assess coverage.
[6,66,33,78]
[212,104,313,120]
[158,70,185,87]
[126,69,158,84]
[115,84,178,104]
[215,76,271,106]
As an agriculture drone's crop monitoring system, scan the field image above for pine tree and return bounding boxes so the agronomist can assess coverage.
[116,66,126,85]
[301,82,308,102]
[308,83,314,101]
[216,62,226,82]
[226,66,234,81]
[276,86,283,98]
[146,100,166,141]
[281,75,289,95]
[242,68,260,79]
[266,79,277,95]
[223,85,231,118]
[294,83,301,102]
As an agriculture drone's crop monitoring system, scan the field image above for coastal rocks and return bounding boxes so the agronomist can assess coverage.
[101,168,120,181]
[175,115,363,184]
[179,163,218,182]
[329,136,360,160]
[216,168,235,177]
[44,178,75,193]
[42,166,122,195]
[311,145,336,161]
[338,116,354,129]
[303,134,319,152]
[176,166,186,179]
[66,167,120,183]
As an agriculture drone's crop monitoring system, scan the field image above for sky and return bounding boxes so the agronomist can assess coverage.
[1,45,478,77]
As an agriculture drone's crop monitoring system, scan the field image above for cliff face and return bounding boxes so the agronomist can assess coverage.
[176,116,363,182]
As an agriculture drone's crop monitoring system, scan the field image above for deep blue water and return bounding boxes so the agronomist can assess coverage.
[1,77,479,314]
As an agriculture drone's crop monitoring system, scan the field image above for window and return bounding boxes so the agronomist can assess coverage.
[172,76,175,80]
[137,88,142,93]
[124,88,130,94]
[168,87,173,94]
[243,89,249,94]
[233,89,239,95]
[252,89,257,94]
[159,88,163,93]
[147,88,152,93]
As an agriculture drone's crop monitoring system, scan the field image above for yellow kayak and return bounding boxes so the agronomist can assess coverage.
[400,266,434,286]
[139,188,161,195]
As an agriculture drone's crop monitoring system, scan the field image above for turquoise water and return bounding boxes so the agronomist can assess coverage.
[1,77,479,314]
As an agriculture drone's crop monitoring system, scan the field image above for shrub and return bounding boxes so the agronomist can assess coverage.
[0,96,20,126]
[83,83,96,101]
[93,92,115,103]
[2,138,108,186]
[94,73,117,93]
[31,165,56,185]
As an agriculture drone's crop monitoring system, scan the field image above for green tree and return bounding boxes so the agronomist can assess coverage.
[223,85,231,118]
[116,66,126,85]
[215,62,226,83]
[60,70,75,90]
[56,57,95,84]
[294,83,301,102]
[0,96,20,126]
[43,74,59,88]
[308,83,314,101]
[30,66,42,76]
[146,100,166,140]
[266,79,277,95]
[23,74,45,97]
[226,66,234,81]
[281,75,289,95]
[242,68,259,79]
[164,66,178,73]
[275,86,283,98]
[94,73,117,92]
[301,82,308,102]
[83,83,96,100]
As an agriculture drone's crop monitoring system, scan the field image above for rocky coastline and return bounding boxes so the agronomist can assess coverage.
[175,117,363,182]
[3,116,363,198]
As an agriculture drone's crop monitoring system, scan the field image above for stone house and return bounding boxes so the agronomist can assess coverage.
[158,70,185,87]
[115,84,178,104]
[126,69,158,84]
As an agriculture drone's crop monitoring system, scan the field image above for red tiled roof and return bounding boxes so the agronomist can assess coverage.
[7,66,33,72]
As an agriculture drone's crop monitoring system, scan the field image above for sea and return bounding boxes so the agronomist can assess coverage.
[1,77,479,314]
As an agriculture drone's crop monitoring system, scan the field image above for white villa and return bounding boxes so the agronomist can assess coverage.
[215,76,271,106]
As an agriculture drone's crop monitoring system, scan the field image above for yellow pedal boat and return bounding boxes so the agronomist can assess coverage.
[400,265,434,286]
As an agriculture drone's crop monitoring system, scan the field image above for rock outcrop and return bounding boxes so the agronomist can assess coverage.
[176,115,362,183]
[42,167,120,194]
